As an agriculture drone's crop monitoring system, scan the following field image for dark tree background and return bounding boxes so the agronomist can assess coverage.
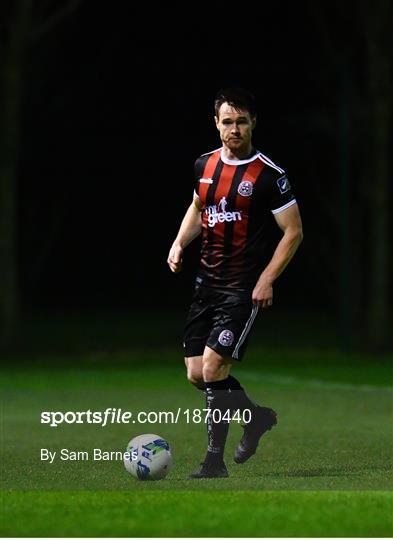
[0,1,392,352]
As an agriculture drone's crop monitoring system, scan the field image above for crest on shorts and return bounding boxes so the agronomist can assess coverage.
[218,329,234,347]
[237,180,253,197]
[277,175,291,194]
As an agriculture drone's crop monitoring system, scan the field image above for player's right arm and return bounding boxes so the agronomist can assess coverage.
[167,196,202,273]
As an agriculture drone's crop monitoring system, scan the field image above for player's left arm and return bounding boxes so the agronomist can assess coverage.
[252,203,303,308]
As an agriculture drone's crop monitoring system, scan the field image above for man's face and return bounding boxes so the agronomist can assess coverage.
[215,103,256,153]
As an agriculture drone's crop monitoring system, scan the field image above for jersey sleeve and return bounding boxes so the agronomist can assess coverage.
[266,171,297,214]
[193,157,204,199]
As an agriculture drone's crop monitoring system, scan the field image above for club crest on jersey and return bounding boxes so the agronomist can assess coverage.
[277,175,291,194]
[237,180,253,197]
[218,329,234,347]
[205,197,242,228]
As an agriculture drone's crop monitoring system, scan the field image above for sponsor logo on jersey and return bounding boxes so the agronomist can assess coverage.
[218,329,234,347]
[237,180,253,197]
[277,175,291,194]
[205,197,242,228]
[199,177,213,184]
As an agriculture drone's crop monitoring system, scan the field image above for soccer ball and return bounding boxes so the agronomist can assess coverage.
[124,433,172,480]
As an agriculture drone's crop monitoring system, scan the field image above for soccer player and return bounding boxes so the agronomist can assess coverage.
[167,88,303,478]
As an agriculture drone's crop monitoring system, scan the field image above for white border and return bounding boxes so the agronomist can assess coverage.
[220,149,260,166]
[257,152,285,174]
[271,199,297,214]
[233,305,259,359]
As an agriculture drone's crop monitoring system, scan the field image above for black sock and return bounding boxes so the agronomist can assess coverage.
[204,378,231,465]
[227,375,258,414]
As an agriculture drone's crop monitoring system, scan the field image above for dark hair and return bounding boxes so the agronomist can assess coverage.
[214,87,257,118]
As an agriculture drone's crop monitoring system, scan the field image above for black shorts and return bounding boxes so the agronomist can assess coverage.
[183,285,259,361]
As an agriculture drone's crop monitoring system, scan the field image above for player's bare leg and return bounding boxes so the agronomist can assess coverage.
[184,356,204,389]
[201,347,232,383]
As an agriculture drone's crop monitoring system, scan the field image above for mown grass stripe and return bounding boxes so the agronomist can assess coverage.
[1,490,392,537]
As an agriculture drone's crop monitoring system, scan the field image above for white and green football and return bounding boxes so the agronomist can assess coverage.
[124,434,172,480]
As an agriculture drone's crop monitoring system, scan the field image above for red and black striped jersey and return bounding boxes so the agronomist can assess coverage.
[193,147,297,290]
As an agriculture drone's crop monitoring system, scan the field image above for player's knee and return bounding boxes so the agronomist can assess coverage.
[202,366,217,382]
[186,366,204,388]
[202,359,222,382]
[202,351,231,382]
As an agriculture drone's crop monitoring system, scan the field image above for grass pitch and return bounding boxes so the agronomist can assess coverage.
[1,345,392,536]
[3,491,392,537]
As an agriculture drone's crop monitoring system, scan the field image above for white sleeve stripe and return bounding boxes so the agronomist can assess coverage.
[257,152,285,174]
[271,199,297,214]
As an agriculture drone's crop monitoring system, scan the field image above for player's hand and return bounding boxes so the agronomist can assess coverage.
[167,244,183,273]
[252,278,273,308]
